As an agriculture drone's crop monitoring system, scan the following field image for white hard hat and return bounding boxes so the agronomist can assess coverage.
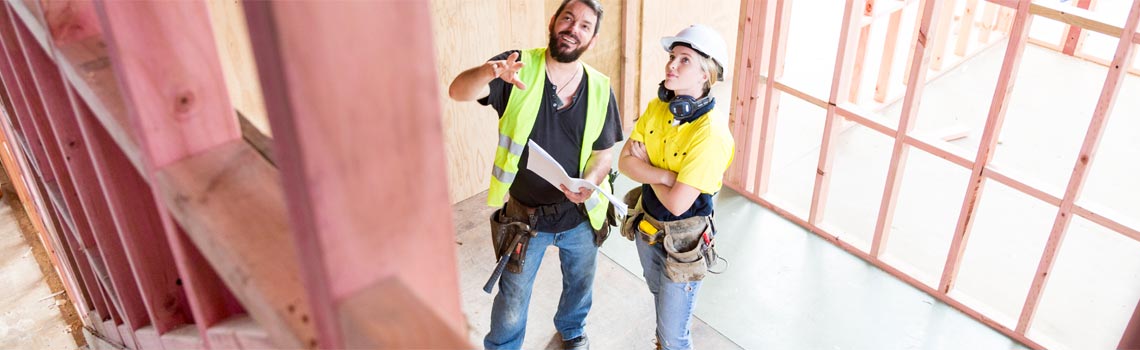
[660,24,729,81]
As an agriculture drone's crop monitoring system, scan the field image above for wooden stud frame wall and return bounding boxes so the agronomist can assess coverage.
[0,2,96,342]
[1029,0,1140,76]
[726,0,1140,349]
[8,7,148,347]
[0,0,468,348]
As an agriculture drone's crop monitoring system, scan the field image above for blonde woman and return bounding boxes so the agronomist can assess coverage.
[618,24,733,350]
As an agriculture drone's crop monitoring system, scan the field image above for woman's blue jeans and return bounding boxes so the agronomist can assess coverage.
[636,234,702,350]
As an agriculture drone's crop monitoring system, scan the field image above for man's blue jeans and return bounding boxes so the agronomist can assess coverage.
[484,221,598,350]
[636,235,702,350]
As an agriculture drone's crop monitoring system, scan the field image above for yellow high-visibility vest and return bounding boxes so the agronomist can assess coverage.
[487,47,612,231]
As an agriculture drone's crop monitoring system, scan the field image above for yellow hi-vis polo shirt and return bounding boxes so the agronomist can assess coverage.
[629,99,735,195]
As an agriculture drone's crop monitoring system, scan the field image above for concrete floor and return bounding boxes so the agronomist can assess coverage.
[606,175,1031,350]
[0,195,78,349]
[454,181,1030,349]
[756,36,1140,349]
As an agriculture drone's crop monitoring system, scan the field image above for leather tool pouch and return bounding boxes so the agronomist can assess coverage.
[659,216,712,283]
[490,200,536,274]
[619,187,644,241]
[581,203,616,247]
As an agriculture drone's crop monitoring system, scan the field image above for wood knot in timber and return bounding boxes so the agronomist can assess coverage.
[174,91,196,117]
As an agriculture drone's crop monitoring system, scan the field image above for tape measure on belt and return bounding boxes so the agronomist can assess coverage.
[639,219,659,236]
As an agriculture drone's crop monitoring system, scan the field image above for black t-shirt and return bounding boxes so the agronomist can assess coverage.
[479,50,623,232]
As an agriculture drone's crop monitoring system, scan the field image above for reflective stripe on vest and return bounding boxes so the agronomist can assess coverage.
[486,47,612,230]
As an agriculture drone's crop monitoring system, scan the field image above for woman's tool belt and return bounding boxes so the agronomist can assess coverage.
[619,187,719,283]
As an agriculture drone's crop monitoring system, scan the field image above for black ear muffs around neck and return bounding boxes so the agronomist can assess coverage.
[658,80,714,125]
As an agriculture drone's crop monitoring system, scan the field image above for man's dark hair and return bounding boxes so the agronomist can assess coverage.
[552,0,603,36]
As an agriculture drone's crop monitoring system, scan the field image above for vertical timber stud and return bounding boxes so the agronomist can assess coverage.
[97,0,244,337]
[244,1,467,348]
[870,0,944,257]
[929,0,956,71]
[76,94,162,350]
[755,0,790,196]
[979,1,998,43]
[64,94,150,348]
[848,0,874,103]
[1017,0,1140,336]
[10,6,119,326]
[92,0,239,168]
[996,5,1015,35]
[728,0,756,188]
[903,0,921,86]
[728,0,769,191]
[955,0,979,57]
[874,3,904,103]
[1121,299,1140,349]
[620,0,642,134]
[29,5,150,340]
[1061,0,1095,56]
[0,71,47,254]
[242,5,337,347]
[51,202,107,325]
[743,0,779,194]
[0,5,53,186]
[10,2,133,321]
[44,201,97,325]
[809,0,868,225]
[0,2,91,321]
[940,0,1033,294]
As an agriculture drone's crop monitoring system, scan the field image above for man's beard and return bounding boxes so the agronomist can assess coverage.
[548,30,589,63]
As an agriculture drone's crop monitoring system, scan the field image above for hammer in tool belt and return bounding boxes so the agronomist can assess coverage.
[483,222,536,293]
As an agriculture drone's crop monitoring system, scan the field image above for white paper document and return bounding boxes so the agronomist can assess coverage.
[526,140,628,217]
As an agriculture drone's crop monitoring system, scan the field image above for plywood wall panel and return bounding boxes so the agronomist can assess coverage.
[207,0,269,136]
[431,0,542,203]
